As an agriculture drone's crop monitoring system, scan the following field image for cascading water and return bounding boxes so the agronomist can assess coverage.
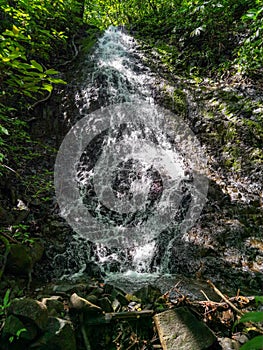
[54,26,208,288]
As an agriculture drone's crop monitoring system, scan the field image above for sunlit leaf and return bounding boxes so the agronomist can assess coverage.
[42,84,53,92]
[48,78,67,84]
[0,125,9,135]
[30,60,43,72]
[45,69,59,75]
[12,25,20,35]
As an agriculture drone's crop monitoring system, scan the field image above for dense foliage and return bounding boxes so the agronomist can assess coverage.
[1,0,262,170]
[85,0,263,78]
[0,0,84,168]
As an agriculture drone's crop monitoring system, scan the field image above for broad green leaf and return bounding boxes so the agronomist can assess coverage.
[239,311,263,324]
[240,335,263,350]
[3,289,11,307]
[12,25,20,35]
[42,84,53,92]
[30,60,43,72]
[45,69,59,75]
[0,125,9,135]
[48,78,67,84]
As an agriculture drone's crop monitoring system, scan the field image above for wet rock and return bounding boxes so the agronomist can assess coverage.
[84,261,104,278]
[6,244,33,275]
[134,284,162,304]
[8,298,48,331]
[52,282,91,295]
[31,317,76,350]
[98,297,113,312]
[30,239,45,265]
[85,294,99,305]
[41,296,64,317]
[154,307,216,350]
[6,241,44,276]
[89,286,104,297]
[70,292,102,314]
[219,337,240,350]
[116,292,129,306]
[112,298,121,312]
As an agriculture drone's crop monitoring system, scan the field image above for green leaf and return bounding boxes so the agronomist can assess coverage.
[30,60,43,72]
[255,296,263,305]
[45,69,59,75]
[12,25,20,35]
[239,311,263,324]
[48,78,67,84]
[240,335,263,350]
[3,289,11,307]
[42,84,53,92]
[16,328,27,337]
[0,125,9,135]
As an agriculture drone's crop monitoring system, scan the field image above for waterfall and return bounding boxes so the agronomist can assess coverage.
[54,26,208,284]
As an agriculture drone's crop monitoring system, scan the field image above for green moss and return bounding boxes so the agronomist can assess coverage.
[173,89,187,116]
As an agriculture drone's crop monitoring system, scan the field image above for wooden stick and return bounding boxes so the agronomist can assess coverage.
[207,280,243,315]
[86,310,154,325]
[200,289,211,301]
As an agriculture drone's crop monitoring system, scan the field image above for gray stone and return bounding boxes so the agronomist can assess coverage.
[31,317,76,350]
[8,298,48,331]
[70,293,102,314]
[154,307,216,350]
[219,337,240,350]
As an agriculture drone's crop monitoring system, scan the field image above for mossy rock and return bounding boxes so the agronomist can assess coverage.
[6,244,32,275]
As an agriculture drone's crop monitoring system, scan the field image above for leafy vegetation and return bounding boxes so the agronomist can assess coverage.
[85,0,263,79]
[236,296,263,350]
[0,0,83,168]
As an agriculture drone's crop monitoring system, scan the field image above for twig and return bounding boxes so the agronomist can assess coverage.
[58,34,79,67]
[0,231,19,244]
[207,280,243,315]
[28,90,52,110]
[200,289,211,301]
[1,164,20,177]
[126,340,138,350]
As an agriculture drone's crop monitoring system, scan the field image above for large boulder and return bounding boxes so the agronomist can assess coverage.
[8,298,48,331]
[154,307,217,350]
[6,240,44,275]
[31,317,76,350]
[2,314,37,341]
[6,244,32,275]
